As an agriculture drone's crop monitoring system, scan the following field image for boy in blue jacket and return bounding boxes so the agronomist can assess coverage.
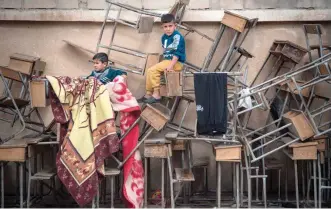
[138,13,186,104]
[88,52,127,84]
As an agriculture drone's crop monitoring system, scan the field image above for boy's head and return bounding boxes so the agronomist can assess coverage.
[161,14,176,36]
[92,52,108,71]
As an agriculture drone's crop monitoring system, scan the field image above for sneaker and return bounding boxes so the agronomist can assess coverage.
[144,97,161,104]
[137,97,148,103]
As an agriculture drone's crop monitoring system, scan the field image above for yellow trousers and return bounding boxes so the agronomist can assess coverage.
[146,60,183,94]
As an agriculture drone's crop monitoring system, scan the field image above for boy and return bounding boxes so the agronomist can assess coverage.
[138,13,186,104]
[88,52,127,84]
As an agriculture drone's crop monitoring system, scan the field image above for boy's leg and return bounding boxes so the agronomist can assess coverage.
[149,60,171,99]
[145,61,183,103]
[138,61,170,102]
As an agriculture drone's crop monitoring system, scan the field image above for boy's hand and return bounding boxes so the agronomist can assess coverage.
[166,66,174,72]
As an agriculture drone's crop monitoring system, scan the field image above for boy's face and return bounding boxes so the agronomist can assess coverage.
[162,22,176,36]
[93,59,107,71]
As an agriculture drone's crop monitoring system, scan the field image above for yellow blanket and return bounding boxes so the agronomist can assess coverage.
[46,76,119,206]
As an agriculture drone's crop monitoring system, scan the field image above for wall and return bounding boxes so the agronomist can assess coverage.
[1,0,331,10]
[1,0,331,198]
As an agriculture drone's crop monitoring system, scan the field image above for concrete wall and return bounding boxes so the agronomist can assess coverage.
[1,0,331,10]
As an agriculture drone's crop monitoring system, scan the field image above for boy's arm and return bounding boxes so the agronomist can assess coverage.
[166,35,185,71]
[165,56,179,72]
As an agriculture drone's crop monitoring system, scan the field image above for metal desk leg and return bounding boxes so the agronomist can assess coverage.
[278,169,281,201]
[256,168,259,201]
[318,154,322,209]
[236,163,240,208]
[19,163,23,208]
[167,156,174,209]
[1,163,4,208]
[111,176,114,208]
[240,162,243,206]
[314,160,317,208]
[144,157,148,208]
[217,162,221,208]
[285,158,288,202]
[294,160,299,208]
[263,177,267,208]
[161,159,165,208]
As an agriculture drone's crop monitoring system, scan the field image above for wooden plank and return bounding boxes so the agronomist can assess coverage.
[138,16,154,33]
[289,141,318,148]
[166,72,182,97]
[282,43,307,64]
[0,66,21,81]
[221,11,248,33]
[144,144,171,158]
[292,145,317,160]
[283,111,315,141]
[8,58,34,75]
[215,145,242,161]
[30,80,48,107]
[141,104,169,131]
[0,147,26,162]
[10,53,39,63]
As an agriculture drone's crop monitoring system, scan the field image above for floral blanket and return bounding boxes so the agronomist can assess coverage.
[106,76,144,208]
[47,76,119,207]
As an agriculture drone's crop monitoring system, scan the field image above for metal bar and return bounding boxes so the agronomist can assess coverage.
[236,163,240,208]
[106,0,162,17]
[314,160,317,208]
[20,163,23,208]
[176,136,240,143]
[98,44,146,58]
[96,3,112,52]
[251,137,300,163]
[312,105,331,117]
[118,127,153,169]
[245,119,281,137]
[318,154,322,209]
[249,123,292,144]
[108,6,121,55]
[119,117,141,143]
[217,162,221,208]
[201,24,226,71]
[161,158,165,208]
[179,23,214,42]
[107,17,137,28]
[294,160,299,208]
[1,163,4,208]
[220,32,240,72]
[167,155,175,208]
[144,157,148,208]
[252,133,287,152]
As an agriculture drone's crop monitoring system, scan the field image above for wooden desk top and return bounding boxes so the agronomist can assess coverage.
[0,136,50,149]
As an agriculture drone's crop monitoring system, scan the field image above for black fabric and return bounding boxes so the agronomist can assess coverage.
[194,73,227,135]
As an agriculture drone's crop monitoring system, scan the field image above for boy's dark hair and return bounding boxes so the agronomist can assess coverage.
[92,52,108,63]
[161,14,175,24]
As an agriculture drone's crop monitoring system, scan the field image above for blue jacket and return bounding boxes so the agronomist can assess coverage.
[161,30,186,63]
[88,66,127,85]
